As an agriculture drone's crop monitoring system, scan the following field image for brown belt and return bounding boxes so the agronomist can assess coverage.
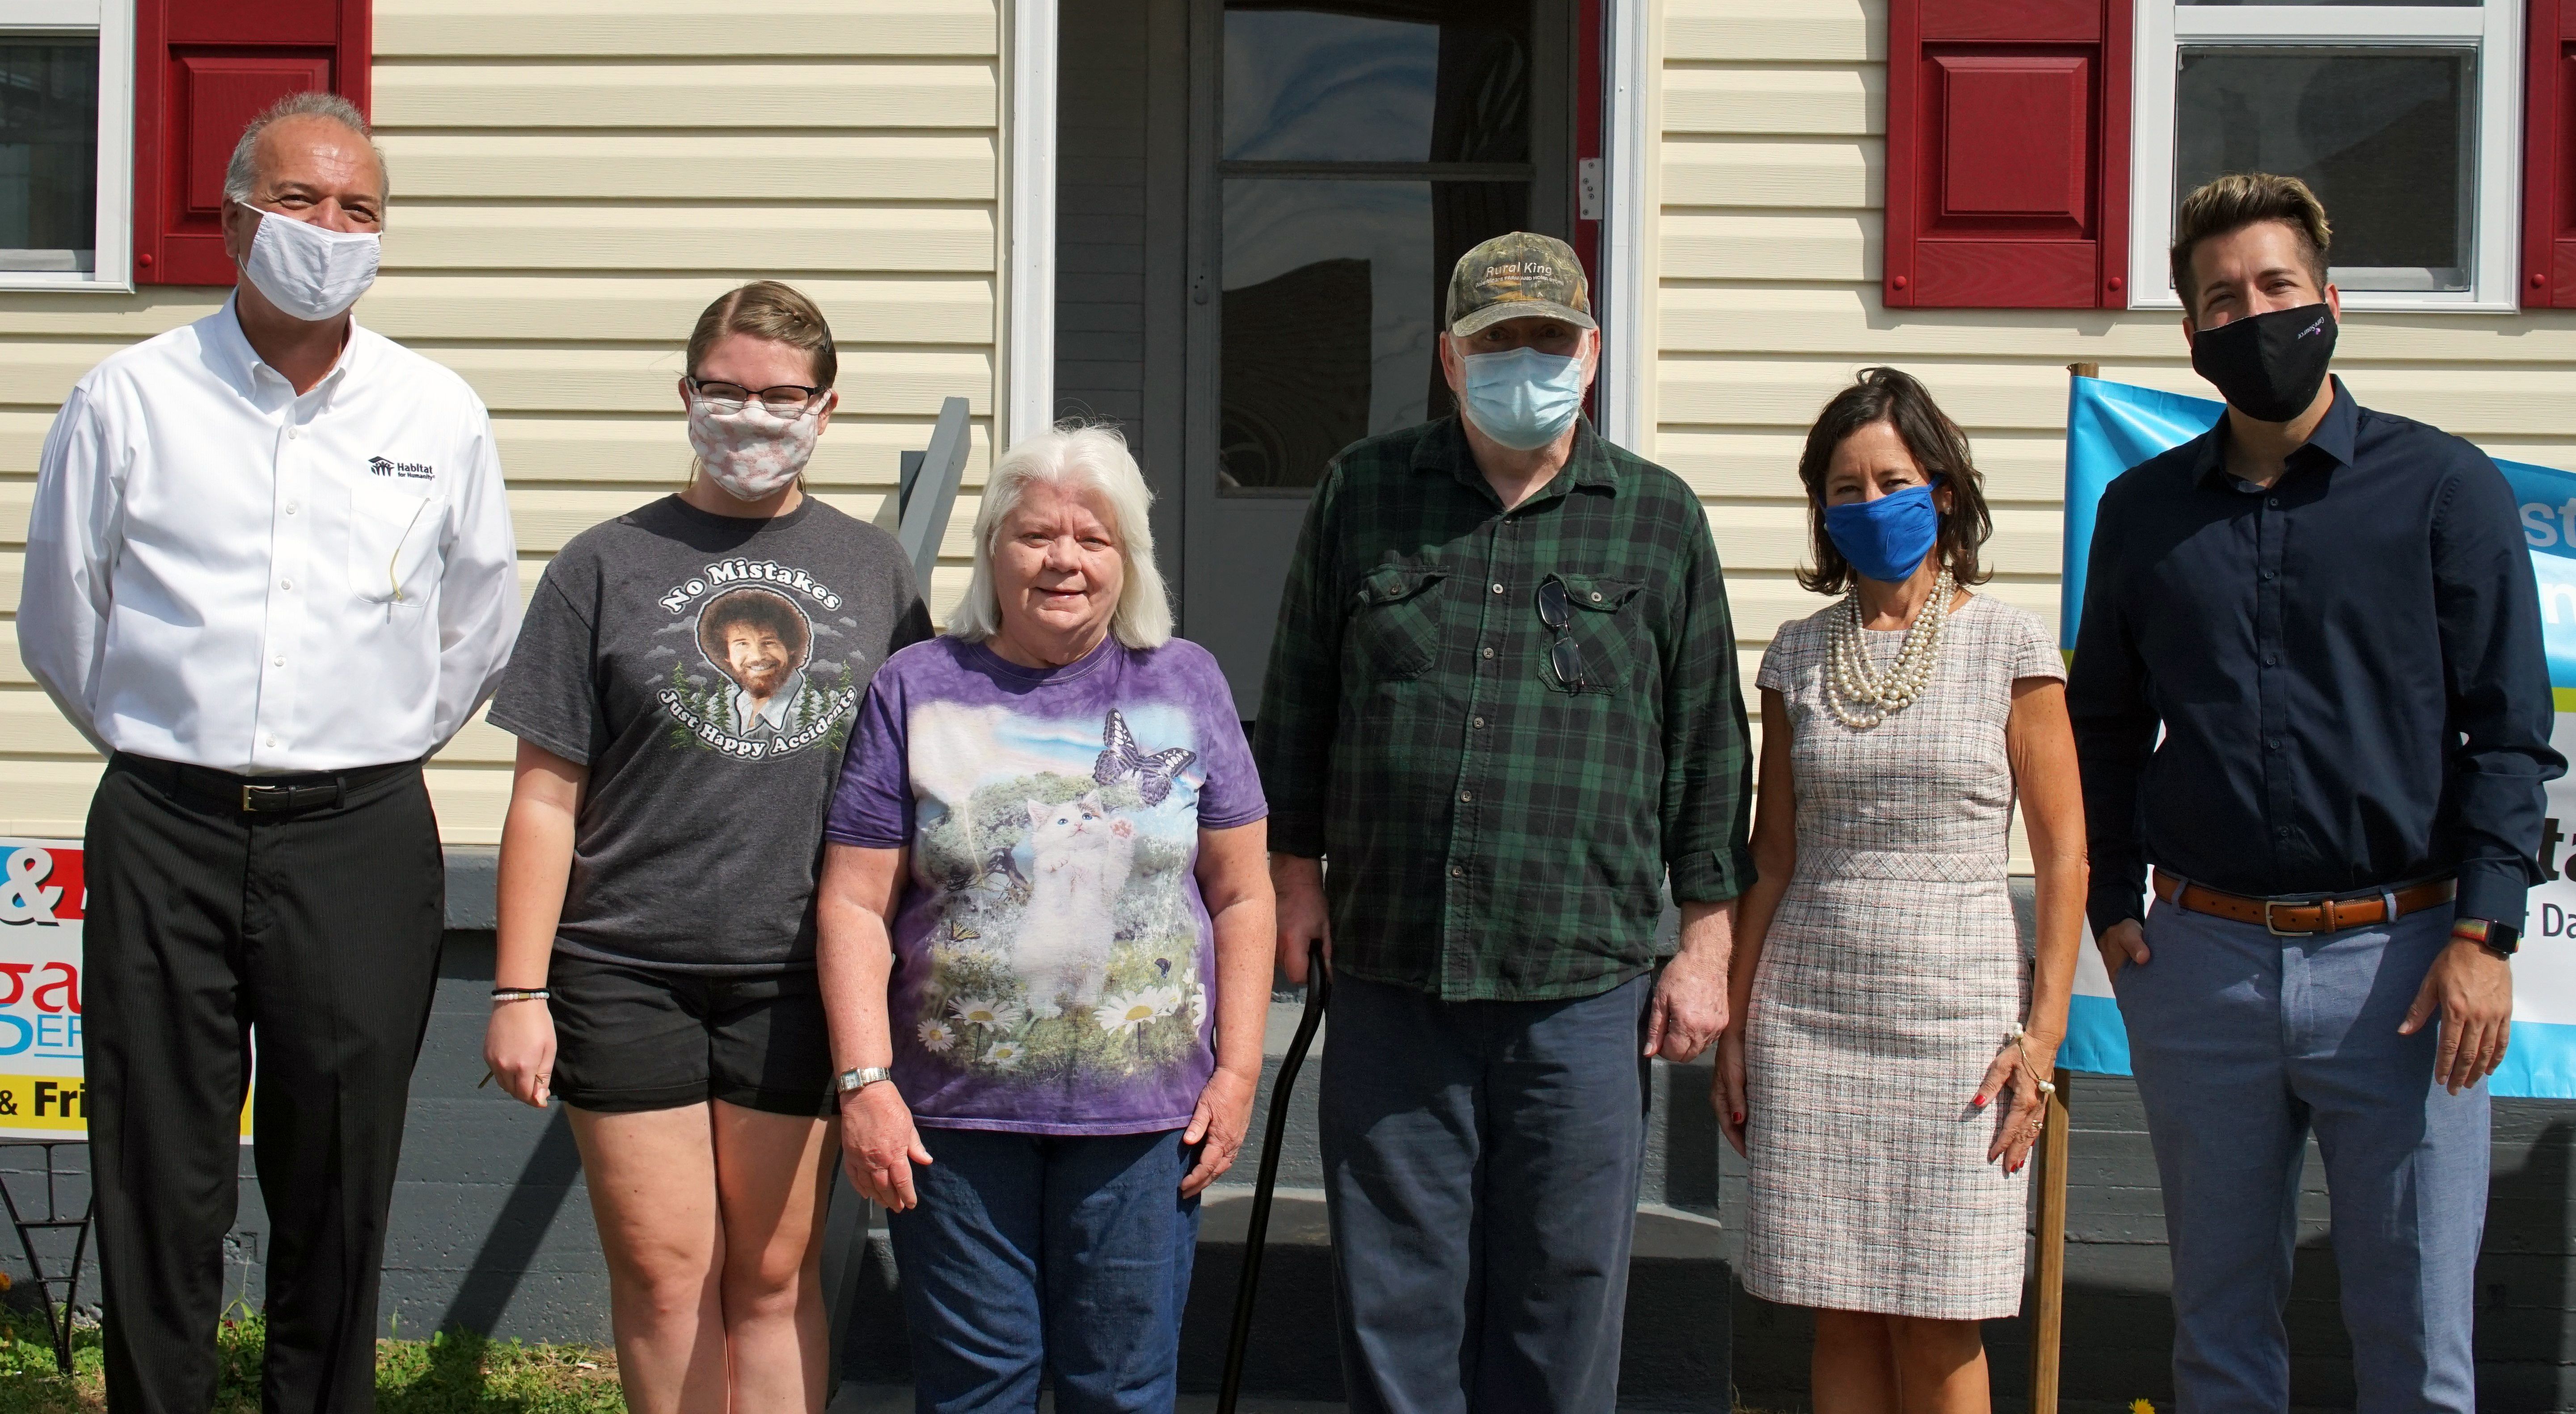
[2151,869,2454,937]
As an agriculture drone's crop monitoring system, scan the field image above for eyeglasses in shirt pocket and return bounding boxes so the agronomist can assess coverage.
[1539,573,1646,695]
[1344,561,1448,683]
[346,477,448,611]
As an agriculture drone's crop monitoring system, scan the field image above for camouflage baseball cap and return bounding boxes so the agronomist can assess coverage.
[1446,232,1596,337]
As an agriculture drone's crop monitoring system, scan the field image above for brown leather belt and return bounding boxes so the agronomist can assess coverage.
[2151,869,2454,937]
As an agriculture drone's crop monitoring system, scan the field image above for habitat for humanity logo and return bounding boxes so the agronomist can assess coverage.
[368,455,435,480]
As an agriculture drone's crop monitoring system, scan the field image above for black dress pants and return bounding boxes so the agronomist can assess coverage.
[84,754,443,1414]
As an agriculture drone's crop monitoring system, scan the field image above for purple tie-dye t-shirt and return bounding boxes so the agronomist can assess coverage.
[825,634,1266,1135]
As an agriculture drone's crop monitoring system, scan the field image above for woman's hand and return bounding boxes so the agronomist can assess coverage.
[841,1083,934,1211]
[1181,1064,1259,1197]
[1714,1026,1750,1158]
[483,1000,557,1109]
[1976,1029,2061,1173]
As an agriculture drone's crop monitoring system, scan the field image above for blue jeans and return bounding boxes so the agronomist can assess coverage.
[1318,972,1653,1414]
[887,1127,1200,1414]
[2119,903,2488,1414]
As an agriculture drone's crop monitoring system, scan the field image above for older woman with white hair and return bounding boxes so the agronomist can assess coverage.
[817,423,1274,1412]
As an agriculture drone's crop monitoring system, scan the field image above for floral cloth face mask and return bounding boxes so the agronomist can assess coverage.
[688,398,821,502]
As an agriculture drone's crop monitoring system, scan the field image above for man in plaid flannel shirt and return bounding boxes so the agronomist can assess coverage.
[1253,233,1754,1414]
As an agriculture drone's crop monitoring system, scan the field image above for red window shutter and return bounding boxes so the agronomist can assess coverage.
[132,0,371,286]
[2526,0,2576,306]
[1883,0,2132,308]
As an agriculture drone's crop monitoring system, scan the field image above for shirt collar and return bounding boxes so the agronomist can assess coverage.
[206,291,367,402]
[2192,376,2357,488]
[1410,414,1620,503]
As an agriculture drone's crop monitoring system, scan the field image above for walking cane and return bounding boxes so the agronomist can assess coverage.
[1216,938,1331,1414]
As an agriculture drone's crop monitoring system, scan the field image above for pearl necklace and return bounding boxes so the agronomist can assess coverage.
[1824,570,1955,730]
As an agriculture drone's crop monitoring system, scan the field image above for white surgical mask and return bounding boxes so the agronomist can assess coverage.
[1459,346,1588,451]
[237,205,380,322]
[688,398,822,502]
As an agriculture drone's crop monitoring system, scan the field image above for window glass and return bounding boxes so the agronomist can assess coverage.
[1223,3,1529,164]
[2174,48,2473,291]
[0,37,96,273]
[2181,0,2474,6]
[1218,179,1527,492]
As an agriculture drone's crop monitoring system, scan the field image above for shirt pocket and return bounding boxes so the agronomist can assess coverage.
[346,476,448,612]
[1342,560,1448,683]
[1541,572,1647,695]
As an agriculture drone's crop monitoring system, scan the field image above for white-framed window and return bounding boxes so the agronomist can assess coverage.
[2129,0,2523,312]
[0,0,130,291]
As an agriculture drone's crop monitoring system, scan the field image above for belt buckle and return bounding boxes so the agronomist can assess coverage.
[2264,899,2318,937]
[241,783,288,813]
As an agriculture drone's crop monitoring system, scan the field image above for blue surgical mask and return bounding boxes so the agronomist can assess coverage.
[1823,481,1942,584]
[1460,347,1587,450]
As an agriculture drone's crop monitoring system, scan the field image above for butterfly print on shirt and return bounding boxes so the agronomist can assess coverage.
[1093,709,1197,806]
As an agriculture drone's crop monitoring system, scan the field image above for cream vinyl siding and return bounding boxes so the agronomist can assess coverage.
[1653,0,2576,868]
[0,0,1005,844]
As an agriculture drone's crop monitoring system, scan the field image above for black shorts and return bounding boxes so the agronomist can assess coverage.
[548,954,836,1117]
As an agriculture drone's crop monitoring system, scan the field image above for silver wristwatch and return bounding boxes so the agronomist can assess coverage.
[835,1066,895,1097]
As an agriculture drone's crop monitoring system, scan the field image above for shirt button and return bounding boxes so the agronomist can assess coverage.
[2264,654,2277,666]
[2275,826,2291,837]
[1481,646,1495,659]
[265,736,278,749]
[279,578,293,591]
[2261,570,2277,581]
[287,427,300,440]
[2267,497,2281,508]
[1472,716,1486,729]
[1459,790,1473,803]
[2268,737,2284,750]
[1450,865,1466,878]
[271,655,285,667]
[285,502,299,515]
[1590,591,1604,603]
[1491,582,1505,594]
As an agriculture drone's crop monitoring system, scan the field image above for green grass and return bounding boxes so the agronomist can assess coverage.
[0,1313,624,1414]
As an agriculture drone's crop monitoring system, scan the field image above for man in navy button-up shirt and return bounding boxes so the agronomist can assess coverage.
[2070,173,2559,1412]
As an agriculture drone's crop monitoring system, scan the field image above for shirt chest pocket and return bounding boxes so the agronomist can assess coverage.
[1343,561,1447,683]
[1542,573,1647,695]
[346,477,448,611]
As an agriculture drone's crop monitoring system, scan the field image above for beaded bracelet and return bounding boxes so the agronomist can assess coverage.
[490,988,550,1004]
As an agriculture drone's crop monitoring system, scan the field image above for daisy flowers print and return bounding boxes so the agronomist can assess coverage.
[827,633,1265,1135]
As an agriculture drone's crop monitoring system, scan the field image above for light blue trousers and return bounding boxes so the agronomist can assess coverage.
[2116,902,2487,1413]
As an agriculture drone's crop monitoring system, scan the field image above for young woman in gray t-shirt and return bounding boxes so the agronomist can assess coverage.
[482,283,930,1409]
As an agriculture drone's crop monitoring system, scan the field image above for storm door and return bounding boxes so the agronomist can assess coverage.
[1179,0,1577,714]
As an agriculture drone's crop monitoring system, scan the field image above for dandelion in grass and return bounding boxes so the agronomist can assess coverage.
[950,996,1024,1030]
[982,1039,1027,1069]
[1098,992,1160,1035]
[917,1018,959,1054]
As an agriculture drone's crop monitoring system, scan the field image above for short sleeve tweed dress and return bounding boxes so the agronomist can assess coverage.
[1743,591,2065,1320]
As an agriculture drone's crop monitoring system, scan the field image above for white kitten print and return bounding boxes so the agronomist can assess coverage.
[1012,794,1136,1017]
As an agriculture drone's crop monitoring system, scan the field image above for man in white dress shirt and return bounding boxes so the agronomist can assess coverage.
[18,92,517,1412]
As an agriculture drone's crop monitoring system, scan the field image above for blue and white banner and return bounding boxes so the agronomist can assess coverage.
[2059,376,2576,1098]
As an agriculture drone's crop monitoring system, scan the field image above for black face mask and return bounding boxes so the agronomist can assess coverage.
[2189,301,2337,422]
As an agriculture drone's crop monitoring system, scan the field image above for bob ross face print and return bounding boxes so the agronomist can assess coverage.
[655,561,860,760]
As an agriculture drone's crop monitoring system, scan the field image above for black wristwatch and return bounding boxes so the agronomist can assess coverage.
[2453,917,2518,959]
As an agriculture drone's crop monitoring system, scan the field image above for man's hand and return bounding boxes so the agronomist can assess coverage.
[839,1082,933,1211]
[1273,854,1331,985]
[1180,1065,1258,1196]
[1646,900,1735,1063]
[2097,918,2150,980]
[2400,937,2512,1094]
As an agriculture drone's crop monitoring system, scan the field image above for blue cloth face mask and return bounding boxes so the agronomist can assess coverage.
[1822,480,1943,584]
[1460,347,1588,451]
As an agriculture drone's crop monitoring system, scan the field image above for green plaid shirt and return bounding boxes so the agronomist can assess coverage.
[1252,416,1754,1002]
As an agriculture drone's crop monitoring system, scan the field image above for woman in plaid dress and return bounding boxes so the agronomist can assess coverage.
[1714,368,2084,1411]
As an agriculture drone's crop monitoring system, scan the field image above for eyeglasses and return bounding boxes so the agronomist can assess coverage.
[687,378,826,416]
[1536,578,1588,691]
